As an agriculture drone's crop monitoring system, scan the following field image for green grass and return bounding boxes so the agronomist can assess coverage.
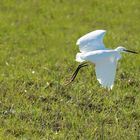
[0,0,140,139]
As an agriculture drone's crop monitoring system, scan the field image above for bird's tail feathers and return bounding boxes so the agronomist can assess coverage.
[76,53,85,62]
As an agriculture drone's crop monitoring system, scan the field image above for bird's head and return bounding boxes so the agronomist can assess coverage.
[115,46,138,54]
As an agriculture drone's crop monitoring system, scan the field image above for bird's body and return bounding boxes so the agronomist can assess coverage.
[76,49,121,64]
[76,49,121,89]
[66,30,138,89]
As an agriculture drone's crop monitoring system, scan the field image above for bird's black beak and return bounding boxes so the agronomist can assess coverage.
[124,49,138,54]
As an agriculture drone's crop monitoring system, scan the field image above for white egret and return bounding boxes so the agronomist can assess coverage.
[66,30,138,89]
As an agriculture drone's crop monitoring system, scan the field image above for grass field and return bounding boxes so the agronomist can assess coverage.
[0,0,140,139]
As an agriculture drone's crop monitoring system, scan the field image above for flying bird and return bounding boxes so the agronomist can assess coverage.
[66,30,138,89]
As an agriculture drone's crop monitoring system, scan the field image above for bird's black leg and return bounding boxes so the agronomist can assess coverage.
[70,62,88,81]
[65,62,88,85]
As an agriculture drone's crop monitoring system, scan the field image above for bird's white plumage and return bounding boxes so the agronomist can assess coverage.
[75,29,136,89]
[76,30,106,53]
[76,50,120,89]
[95,58,117,90]
[75,30,123,89]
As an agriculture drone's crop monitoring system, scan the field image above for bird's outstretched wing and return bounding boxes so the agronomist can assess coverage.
[95,58,117,89]
[76,30,106,53]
